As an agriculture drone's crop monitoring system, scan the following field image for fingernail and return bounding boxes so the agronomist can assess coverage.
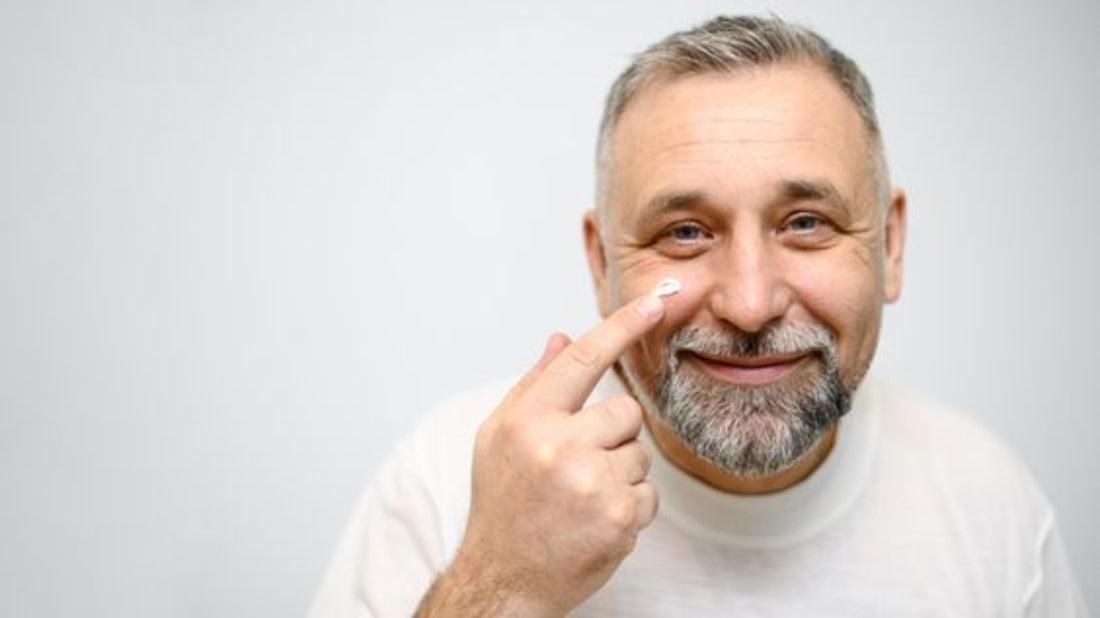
[635,293,664,319]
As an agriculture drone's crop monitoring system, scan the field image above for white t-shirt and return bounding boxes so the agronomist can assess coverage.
[308,375,1088,617]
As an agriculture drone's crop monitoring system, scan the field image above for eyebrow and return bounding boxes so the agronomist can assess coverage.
[780,178,851,215]
[635,179,851,224]
[636,189,708,222]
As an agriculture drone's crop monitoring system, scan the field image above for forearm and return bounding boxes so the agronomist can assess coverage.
[413,556,563,618]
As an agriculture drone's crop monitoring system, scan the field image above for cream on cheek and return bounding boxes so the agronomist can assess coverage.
[613,257,709,321]
[653,269,709,324]
[615,266,712,375]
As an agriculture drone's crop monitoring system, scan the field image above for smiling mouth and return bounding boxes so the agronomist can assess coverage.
[685,351,809,386]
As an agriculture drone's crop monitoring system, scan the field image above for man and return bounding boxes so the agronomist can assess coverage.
[310,16,1086,617]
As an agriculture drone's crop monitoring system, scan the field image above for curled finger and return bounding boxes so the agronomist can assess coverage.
[575,395,644,448]
[606,440,651,485]
[632,480,659,532]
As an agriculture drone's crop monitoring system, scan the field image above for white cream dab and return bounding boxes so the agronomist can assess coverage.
[652,278,682,298]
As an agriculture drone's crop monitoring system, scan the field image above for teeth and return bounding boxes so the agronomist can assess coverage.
[652,278,682,298]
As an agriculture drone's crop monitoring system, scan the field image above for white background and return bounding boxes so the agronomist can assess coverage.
[1,0,1097,615]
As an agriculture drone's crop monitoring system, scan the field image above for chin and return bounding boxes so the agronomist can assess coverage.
[637,353,852,477]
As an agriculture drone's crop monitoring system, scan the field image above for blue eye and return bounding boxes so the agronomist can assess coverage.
[781,213,840,249]
[787,215,823,233]
[669,223,705,242]
[654,221,713,258]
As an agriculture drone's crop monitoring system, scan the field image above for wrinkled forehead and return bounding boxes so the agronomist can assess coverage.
[602,65,877,226]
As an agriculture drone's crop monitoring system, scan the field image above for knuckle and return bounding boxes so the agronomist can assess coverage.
[602,396,638,426]
[616,395,641,419]
[598,399,621,428]
[565,340,602,371]
[605,498,636,531]
[620,443,648,477]
[533,442,557,471]
[564,465,599,499]
[496,414,548,455]
[636,483,659,527]
[638,446,652,474]
[495,413,525,441]
[602,317,631,344]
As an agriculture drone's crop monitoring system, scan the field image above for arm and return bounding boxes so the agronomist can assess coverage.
[413,553,559,618]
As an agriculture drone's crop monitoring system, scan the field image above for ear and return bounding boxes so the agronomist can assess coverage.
[583,210,613,317]
[883,187,906,303]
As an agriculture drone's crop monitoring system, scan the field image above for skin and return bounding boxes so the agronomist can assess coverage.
[418,62,906,615]
[416,295,669,617]
[585,63,906,494]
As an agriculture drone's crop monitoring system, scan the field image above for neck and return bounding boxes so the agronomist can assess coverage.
[644,413,838,495]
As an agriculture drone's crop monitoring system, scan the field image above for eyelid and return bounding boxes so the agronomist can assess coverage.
[787,211,827,221]
[664,225,709,247]
[662,220,710,237]
[652,220,714,257]
[783,212,832,231]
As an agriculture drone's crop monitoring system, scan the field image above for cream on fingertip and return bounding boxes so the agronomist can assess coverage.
[634,277,681,319]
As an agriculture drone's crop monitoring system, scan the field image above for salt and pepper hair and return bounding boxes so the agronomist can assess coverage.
[595,15,890,219]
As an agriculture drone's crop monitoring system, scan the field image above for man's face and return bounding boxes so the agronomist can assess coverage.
[585,64,905,475]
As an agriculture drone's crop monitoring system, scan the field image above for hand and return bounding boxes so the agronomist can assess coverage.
[416,292,667,617]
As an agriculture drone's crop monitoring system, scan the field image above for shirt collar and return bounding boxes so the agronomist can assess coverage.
[589,371,882,549]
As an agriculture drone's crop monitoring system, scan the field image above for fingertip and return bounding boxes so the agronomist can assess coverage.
[547,331,572,354]
[633,294,665,321]
[633,278,681,321]
[533,331,571,369]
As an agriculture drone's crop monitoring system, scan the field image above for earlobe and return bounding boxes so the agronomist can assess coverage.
[883,188,907,303]
[583,210,613,317]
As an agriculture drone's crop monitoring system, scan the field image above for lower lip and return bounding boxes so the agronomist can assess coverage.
[689,354,807,386]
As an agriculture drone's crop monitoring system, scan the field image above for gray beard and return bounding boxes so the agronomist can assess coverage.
[624,323,854,478]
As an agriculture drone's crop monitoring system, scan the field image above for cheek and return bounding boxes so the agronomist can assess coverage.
[615,258,714,325]
[613,251,712,312]
[785,252,883,372]
[613,260,714,381]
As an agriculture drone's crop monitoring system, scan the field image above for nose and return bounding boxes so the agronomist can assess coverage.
[707,234,794,334]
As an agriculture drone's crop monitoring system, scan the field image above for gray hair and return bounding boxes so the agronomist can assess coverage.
[595,15,890,219]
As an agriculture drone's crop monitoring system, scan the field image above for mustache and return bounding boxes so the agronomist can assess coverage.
[668,323,836,360]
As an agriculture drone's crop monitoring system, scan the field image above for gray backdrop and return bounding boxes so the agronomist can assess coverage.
[1,0,1096,615]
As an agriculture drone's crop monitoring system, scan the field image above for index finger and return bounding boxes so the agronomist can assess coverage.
[527,284,675,411]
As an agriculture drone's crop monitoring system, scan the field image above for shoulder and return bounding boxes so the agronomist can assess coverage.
[868,377,1053,526]
[381,378,515,545]
[872,379,1029,476]
[383,376,515,492]
[308,379,516,618]
[863,379,1086,610]
[402,378,514,456]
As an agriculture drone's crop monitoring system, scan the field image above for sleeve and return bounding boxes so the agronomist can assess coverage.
[306,418,458,618]
[1024,512,1091,618]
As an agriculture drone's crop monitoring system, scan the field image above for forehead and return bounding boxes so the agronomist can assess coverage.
[605,64,873,222]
